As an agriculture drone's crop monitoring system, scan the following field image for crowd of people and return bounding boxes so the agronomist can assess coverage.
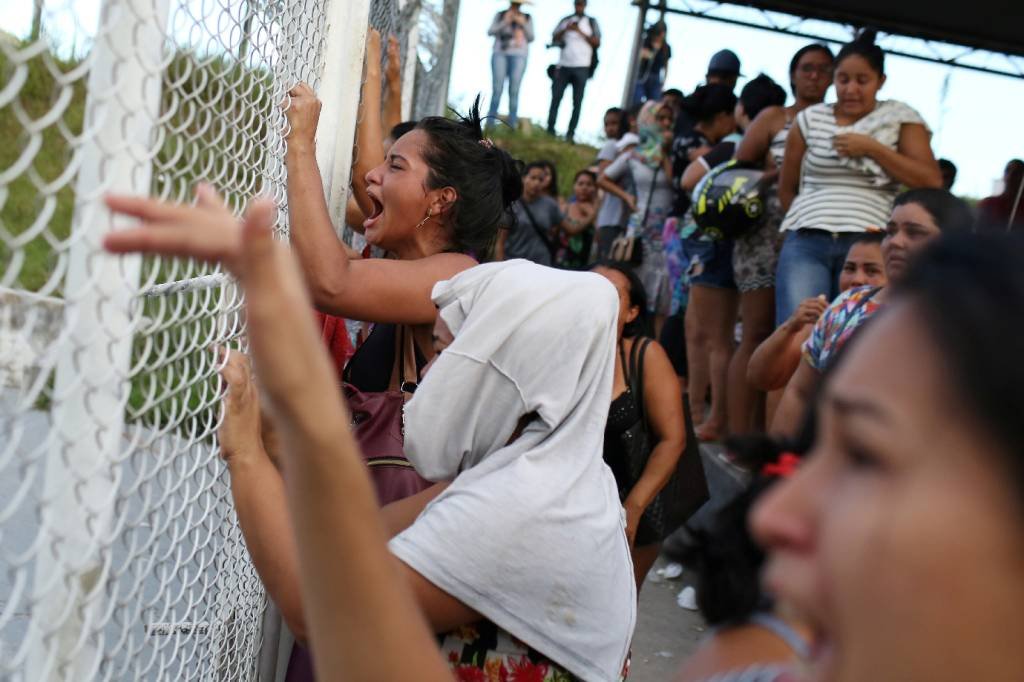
[96,10,1024,682]
[496,19,1021,448]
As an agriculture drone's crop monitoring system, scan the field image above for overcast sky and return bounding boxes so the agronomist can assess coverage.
[4,0,1021,198]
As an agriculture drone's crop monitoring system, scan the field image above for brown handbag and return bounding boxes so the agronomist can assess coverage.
[608,162,659,266]
[608,233,643,265]
[343,326,433,505]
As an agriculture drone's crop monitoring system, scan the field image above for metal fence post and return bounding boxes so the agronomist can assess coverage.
[24,0,169,678]
[316,0,373,231]
[622,0,650,109]
[399,0,422,121]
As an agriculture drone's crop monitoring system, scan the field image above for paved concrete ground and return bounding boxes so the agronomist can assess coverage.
[629,558,706,681]
[629,444,751,681]
[3,397,745,680]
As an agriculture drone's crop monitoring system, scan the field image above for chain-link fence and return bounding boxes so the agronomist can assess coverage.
[413,0,459,120]
[0,0,373,679]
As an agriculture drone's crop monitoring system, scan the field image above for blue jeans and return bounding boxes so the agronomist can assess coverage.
[631,74,663,107]
[547,66,590,139]
[775,229,865,326]
[488,53,527,128]
[684,236,736,290]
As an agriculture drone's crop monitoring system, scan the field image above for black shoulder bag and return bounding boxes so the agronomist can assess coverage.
[587,16,601,78]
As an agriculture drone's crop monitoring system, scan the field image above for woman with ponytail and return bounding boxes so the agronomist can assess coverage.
[279,86,524,394]
[774,29,942,328]
[102,93,526,656]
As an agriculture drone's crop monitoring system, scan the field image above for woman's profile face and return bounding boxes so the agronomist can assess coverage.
[834,54,884,119]
[882,202,942,282]
[751,304,1024,682]
[364,129,443,251]
[593,267,637,339]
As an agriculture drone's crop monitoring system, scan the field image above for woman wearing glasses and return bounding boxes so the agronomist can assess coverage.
[770,31,941,328]
[731,43,834,429]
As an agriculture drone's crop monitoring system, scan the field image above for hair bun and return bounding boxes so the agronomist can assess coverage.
[854,28,878,46]
[452,95,486,142]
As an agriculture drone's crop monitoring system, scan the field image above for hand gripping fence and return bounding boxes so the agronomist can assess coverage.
[0,0,422,678]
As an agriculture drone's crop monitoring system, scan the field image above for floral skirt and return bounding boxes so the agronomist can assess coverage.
[440,620,579,681]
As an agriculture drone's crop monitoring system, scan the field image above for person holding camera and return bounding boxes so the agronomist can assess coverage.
[546,0,601,144]
[486,0,534,129]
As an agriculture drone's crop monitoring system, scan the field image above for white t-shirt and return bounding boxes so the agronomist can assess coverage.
[556,14,598,68]
[391,261,636,682]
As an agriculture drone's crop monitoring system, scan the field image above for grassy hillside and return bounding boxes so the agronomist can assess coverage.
[488,123,599,197]
[0,46,85,293]
[0,42,272,294]
[0,41,268,429]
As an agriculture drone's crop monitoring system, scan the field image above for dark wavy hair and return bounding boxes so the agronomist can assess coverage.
[387,120,417,141]
[836,28,885,76]
[739,74,787,122]
[681,84,738,125]
[893,188,973,233]
[892,233,1024,506]
[592,261,650,338]
[692,408,818,626]
[415,96,524,259]
[573,168,597,185]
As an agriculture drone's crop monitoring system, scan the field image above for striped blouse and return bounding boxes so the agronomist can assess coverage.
[781,100,927,234]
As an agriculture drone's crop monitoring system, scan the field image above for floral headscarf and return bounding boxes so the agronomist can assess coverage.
[633,99,672,169]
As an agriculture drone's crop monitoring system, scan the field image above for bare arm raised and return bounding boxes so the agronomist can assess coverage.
[104,184,474,325]
[105,194,463,681]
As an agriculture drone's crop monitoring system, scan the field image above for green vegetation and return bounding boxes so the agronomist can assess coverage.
[488,123,599,197]
[0,45,85,293]
[1,39,268,433]
[0,40,273,294]
[1,46,593,432]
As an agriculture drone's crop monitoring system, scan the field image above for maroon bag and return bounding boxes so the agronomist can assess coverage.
[342,326,432,505]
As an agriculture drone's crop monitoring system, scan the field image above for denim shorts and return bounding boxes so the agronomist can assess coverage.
[685,235,736,290]
[774,228,866,325]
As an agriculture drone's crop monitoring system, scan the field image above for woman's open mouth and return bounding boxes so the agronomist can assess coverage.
[363,193,384,230]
